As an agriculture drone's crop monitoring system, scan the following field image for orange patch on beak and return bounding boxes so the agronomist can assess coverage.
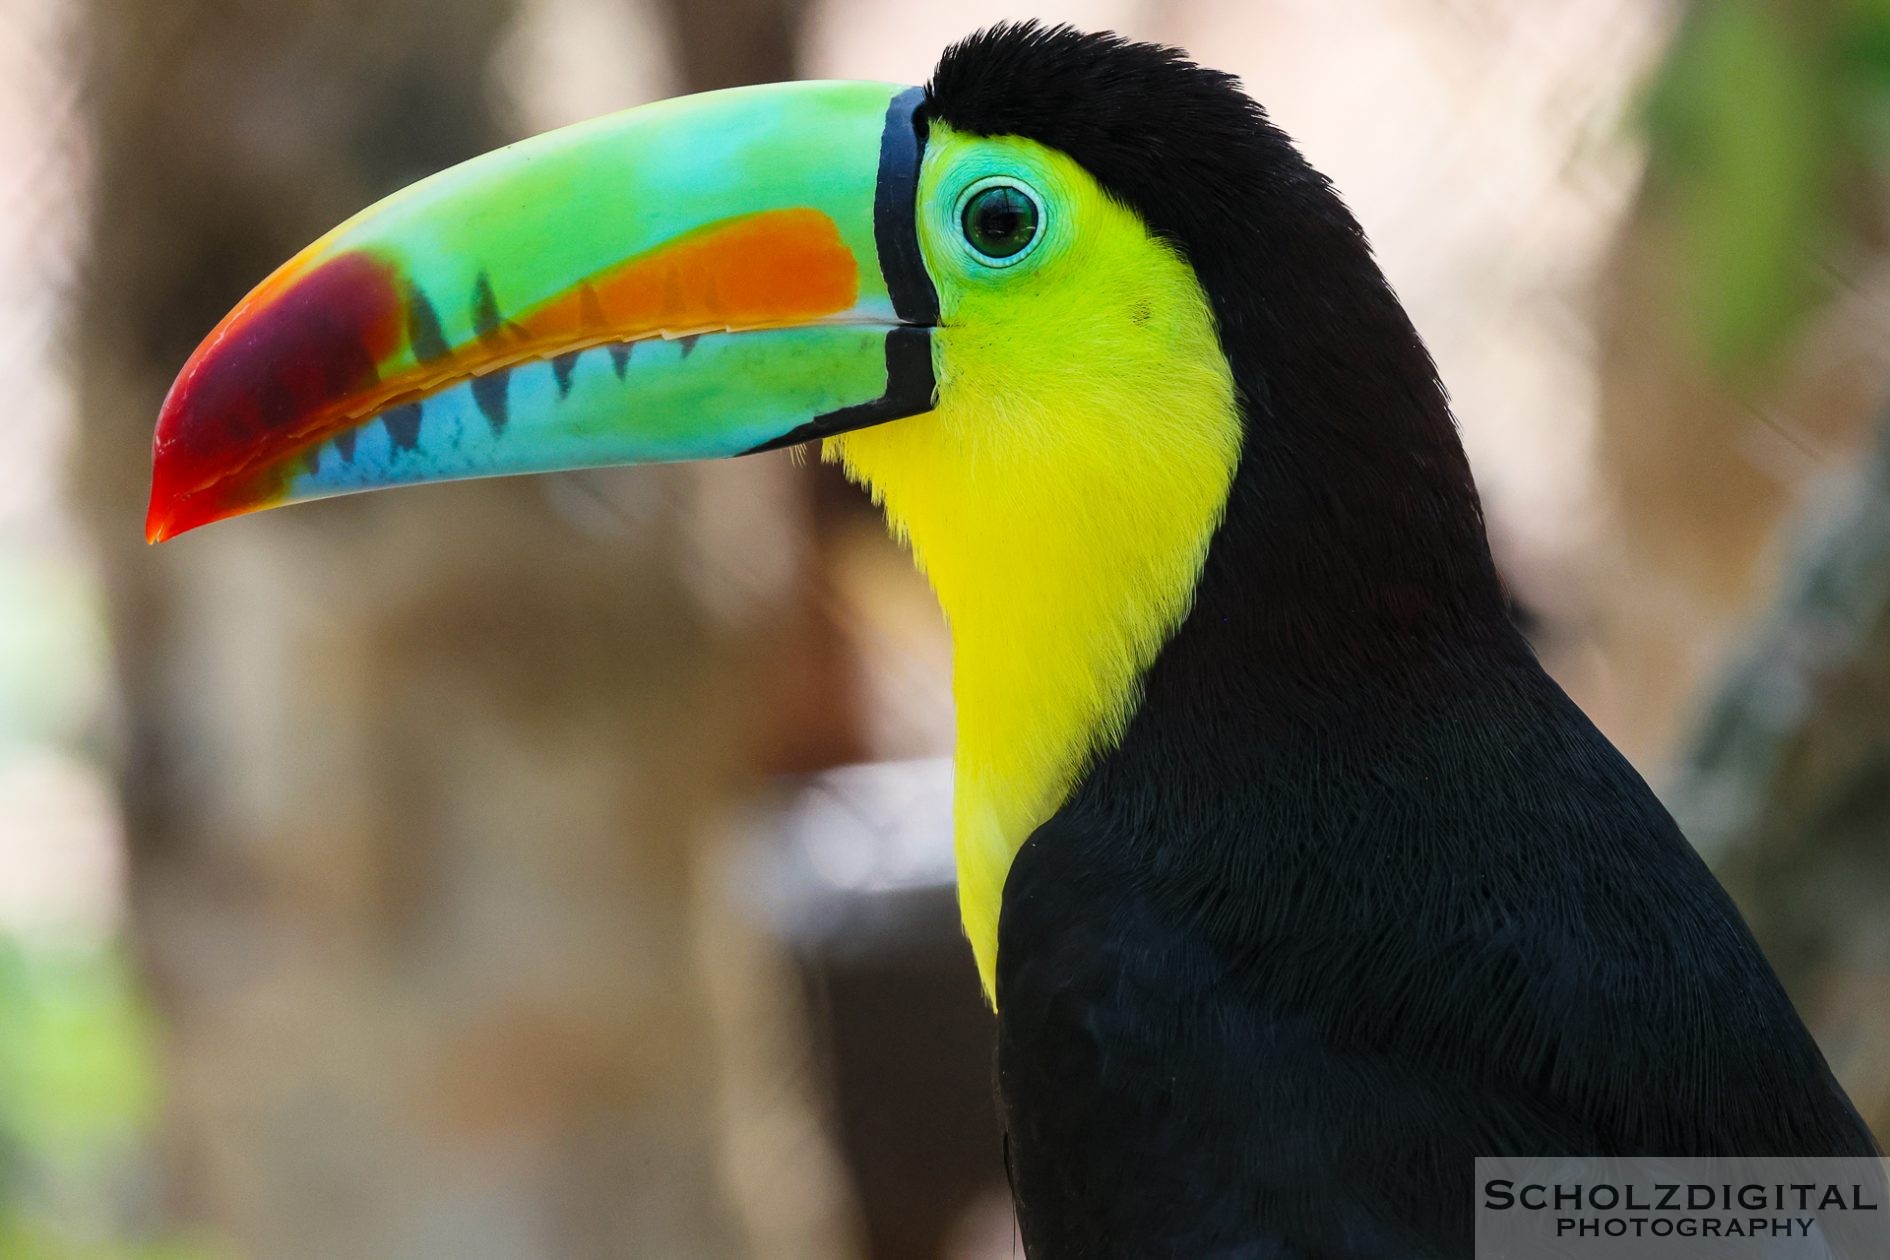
[519,206,861,347]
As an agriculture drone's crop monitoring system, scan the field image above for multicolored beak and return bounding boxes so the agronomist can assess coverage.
[147,81,937,542]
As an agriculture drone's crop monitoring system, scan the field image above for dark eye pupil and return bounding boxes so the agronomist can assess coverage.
[963,186,1038,259]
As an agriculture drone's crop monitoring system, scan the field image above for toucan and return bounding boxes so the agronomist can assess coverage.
[147,21,1877,1258]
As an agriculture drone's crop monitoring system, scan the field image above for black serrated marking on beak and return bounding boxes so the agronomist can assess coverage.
[303,446,322,476]
[335,429,357,464]
[552,351,579,398]
[608,341,632,379]
[404,283,450,363]
[472,369,509,434]
[677,334,700,359]
[385,403,423,451]
[471,272,505,343]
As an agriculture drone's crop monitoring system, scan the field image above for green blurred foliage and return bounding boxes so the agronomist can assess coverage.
[0,939,215,1259]
[0,547,107,760]
[0,539,198,1255]
[1646,0,1890,377]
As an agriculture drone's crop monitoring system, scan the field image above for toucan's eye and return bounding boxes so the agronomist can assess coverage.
[961,183,1040,263]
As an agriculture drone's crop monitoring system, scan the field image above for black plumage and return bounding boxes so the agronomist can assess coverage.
[927,23,1878,1258]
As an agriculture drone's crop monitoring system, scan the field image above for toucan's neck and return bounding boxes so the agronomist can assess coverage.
[1147,134,1512,715]
[1123,385,1515,758]
[839,106,1507,1004]
[1186,335,1510,706]
[911,28,1511,1005]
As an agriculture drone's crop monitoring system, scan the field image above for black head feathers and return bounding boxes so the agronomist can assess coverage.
[929,23,1503,655]
[927,22,1349,276]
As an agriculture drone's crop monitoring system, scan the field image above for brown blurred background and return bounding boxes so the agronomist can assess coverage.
[2,0,1888,1256]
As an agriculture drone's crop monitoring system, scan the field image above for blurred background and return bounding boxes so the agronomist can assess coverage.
[2,0,1888,1255]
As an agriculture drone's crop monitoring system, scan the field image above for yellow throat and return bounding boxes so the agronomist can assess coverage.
[826,125,1242,1002]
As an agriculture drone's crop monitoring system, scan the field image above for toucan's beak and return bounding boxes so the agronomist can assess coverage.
[147,81,936,542]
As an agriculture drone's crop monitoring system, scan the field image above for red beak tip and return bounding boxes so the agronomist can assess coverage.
[144,489,183,544]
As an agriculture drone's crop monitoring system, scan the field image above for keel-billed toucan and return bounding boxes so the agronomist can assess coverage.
[148,21,1877,1258]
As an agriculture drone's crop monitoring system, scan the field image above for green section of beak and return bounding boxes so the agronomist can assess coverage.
[148,80,937,541]
[288,324,932,502]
